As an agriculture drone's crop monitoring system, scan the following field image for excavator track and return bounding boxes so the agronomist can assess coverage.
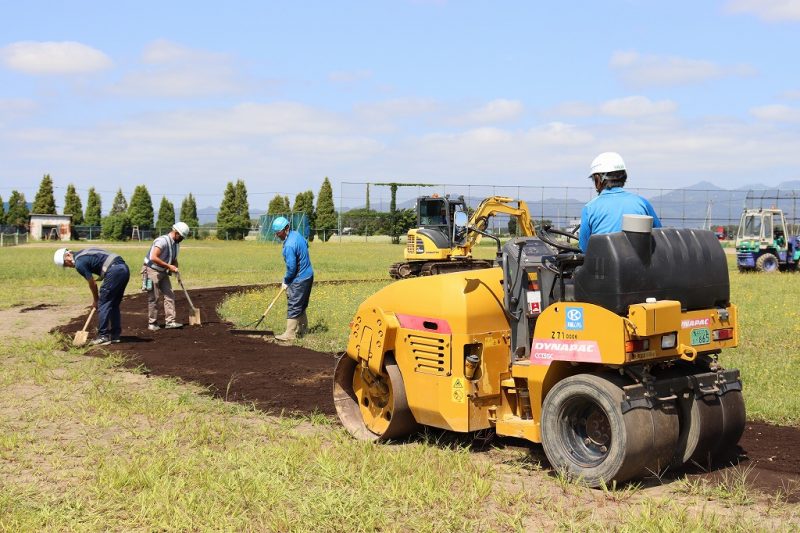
[390,259,493,279]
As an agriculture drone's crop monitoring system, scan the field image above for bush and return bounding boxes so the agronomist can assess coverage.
[101,213,132,241]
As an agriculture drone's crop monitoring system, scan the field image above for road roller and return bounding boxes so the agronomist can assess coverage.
[333,215,745,486]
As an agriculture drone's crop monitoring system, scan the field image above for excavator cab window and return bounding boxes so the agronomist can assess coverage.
[419,198,448,226]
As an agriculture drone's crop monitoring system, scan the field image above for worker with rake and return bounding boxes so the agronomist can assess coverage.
[143,222,190,331]
[272,216,314,342]
[53,247,131,346]
[579,152,662,251]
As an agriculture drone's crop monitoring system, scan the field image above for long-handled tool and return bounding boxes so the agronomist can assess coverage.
[176,272,202,326]
[73,308,96,347]
[230,285,285,335]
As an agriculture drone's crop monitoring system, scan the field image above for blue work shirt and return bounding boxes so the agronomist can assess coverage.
[282,230,313,285]
[74,248,122,281]
[579,188,662,251]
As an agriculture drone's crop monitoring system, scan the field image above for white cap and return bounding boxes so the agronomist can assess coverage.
[172,221,190,238]
[53,248,68,267]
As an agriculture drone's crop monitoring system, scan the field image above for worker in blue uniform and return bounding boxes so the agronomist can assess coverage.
[579,152,662,252]
[272,216,314,342]
[54,247,131,346]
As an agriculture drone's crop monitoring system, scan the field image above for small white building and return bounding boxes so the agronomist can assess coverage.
[29,214,72,241]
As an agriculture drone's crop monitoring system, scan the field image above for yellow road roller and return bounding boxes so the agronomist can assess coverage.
[334,215,745,486]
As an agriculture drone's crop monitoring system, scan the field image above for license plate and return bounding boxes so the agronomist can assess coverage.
[691,328,710,346]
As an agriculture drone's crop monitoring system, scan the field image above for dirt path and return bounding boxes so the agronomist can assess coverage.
[50,284,800,500]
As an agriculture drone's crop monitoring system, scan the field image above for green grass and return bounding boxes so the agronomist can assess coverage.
[2,240,800,530]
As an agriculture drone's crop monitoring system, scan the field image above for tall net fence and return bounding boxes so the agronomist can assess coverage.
[258,214,310,242]
[338,182,800,237]
[0,228,28,247]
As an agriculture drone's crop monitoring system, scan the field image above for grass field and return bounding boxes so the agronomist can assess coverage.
[1,240,798,531]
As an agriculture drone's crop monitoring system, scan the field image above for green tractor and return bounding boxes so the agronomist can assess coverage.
[735,208,800,272]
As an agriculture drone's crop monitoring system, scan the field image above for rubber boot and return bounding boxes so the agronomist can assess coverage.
[275,318,299,343]
[297,311,308,336]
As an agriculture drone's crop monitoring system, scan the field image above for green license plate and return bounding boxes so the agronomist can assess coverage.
[690,328,710,346]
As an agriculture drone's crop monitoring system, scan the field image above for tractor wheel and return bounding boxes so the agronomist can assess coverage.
[332,354,419,441]
[755,253,779,272]
[541,374,678,487]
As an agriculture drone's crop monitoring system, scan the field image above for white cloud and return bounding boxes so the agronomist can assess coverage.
[781,89,800,100]
[599,96,678,117]
[0,41,112,75]
[328,69,373,83]
[750,104,800,122]
[726,0,800,21]
[0,98,38,115]
[111,39,246,97]
[610,50,756,87]
[461,99,524,124]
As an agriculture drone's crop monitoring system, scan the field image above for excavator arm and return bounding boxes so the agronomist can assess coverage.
[457,196,536,255]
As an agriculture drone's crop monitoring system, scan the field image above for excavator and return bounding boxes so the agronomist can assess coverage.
[335,213,744,487]
[389,195,536,279]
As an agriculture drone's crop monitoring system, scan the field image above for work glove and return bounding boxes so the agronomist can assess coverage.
[281,282,288,291]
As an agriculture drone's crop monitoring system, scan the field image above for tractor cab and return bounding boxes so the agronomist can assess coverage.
[735,208,798,272]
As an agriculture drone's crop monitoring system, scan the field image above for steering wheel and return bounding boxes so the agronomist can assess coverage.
[538,224,581,254]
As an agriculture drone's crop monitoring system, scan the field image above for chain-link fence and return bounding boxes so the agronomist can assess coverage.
[338,182,800,238]
[0,231,28,247]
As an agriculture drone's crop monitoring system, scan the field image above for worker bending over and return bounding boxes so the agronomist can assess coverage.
[579,152,662,251]
[54,247,130,346]
[143,222,189,330]
[272,216,314,342]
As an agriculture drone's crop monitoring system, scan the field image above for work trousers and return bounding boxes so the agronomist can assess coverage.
[98,262,130,338]
[145,266,176,325]
[286,276,313,319]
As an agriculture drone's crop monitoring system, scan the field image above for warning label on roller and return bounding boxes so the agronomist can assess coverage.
[451,377,466,403]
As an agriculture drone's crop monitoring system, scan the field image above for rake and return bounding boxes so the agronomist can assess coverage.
[230,285,286,335]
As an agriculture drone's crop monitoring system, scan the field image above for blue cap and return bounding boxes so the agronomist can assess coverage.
[271,216,289,232]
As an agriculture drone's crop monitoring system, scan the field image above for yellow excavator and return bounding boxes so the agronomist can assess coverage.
[335,214,744,486]
[389,195,536,279]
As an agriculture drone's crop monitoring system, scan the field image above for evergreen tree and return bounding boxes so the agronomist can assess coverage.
[32,174,57,214]
[128,185,154,229]
[6,190,30,227]
[292,190,315,239]
[156,196,176,233]
[85,187,102,226]
[179,193,199,232]
[101,213,132,241]
[268,194,290,215]
[218,180,250,240]
[0,195,5,225]
[110,188,128,215]
[315,177,337,241]
[234,179,251,231]
[63,184,84,225]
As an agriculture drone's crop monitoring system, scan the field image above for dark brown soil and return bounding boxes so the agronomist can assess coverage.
[53,284,800,499]
[20,303,56,312]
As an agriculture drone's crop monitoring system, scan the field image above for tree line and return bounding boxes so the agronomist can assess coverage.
[1,174,340,241]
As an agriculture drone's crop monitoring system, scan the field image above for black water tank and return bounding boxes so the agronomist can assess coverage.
[573,228,730,315]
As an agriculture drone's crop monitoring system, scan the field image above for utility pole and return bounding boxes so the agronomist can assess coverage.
[374,182,433,244]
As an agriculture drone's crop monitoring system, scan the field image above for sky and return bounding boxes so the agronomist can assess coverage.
[1,0,799,211]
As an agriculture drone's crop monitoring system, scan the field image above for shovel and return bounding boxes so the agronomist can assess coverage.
[176,272,202,326]
[73,308,96,347]
[230,285,285,335]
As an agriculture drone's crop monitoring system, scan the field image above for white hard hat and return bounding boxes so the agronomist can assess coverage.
[172,221,190,238]
[589,152,626,179]
[53,248,68,267]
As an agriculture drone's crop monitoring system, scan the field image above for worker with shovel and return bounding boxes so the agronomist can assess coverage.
[143,222,189,331]
[272,216,314,342]
[53,247,130,346]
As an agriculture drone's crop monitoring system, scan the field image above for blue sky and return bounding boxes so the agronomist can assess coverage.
[1,0,799,210]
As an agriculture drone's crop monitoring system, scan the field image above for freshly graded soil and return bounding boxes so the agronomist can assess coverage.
[53,284,800,498]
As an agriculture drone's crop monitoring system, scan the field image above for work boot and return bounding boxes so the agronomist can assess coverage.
[275,318,299,343]
[297,312,308,336]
